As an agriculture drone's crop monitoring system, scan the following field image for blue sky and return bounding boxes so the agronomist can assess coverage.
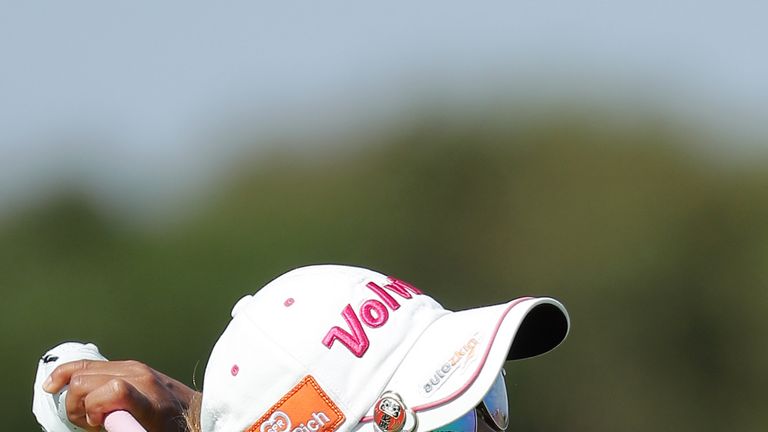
[1,1,766,217]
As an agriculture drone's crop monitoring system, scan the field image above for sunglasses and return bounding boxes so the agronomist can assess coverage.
[431,371,508,432]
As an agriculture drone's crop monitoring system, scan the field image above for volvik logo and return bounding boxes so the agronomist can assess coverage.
[322,277,423,357]
[247,376,344,432]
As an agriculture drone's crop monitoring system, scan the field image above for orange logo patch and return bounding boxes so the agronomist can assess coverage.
[247,376,345,432]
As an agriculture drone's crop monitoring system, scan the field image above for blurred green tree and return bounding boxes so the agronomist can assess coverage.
[3,111,766,431]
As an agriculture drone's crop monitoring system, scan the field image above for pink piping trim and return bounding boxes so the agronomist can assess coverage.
[360,296,533,422]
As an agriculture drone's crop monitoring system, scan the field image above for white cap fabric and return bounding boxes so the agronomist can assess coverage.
[201,265,569,432]
[33,342,108,432]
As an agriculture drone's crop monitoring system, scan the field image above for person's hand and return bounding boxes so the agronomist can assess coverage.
[43,359,199,432]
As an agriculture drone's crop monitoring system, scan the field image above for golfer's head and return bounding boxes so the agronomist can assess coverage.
[199,265,569,432]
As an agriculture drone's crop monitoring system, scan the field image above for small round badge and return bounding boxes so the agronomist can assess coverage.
[374,392,408,432]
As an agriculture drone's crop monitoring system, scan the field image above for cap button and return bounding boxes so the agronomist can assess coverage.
[231,295,253,318]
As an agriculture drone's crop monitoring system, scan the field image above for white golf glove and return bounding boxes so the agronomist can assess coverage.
[33,342,108,432]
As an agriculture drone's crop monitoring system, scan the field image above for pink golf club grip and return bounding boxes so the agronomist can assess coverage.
[104,410,147,432]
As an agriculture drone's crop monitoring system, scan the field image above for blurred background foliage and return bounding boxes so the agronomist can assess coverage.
[2,108,767,431]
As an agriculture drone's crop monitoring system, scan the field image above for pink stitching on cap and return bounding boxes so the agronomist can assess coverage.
[324,277,422,358]
[231,364,240,376]
[284,298,295,307]
[366,278,423,311]
[387,277,423,295]
[322,304,370,357]
[360,299,389,328]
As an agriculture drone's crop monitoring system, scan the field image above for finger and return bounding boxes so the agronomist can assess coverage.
[45,360,140,393]
[83,379,151,429]
[44,360,104,393]
[64,374,114,429]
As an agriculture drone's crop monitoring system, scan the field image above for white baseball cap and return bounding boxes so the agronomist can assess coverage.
[201,265,569,432]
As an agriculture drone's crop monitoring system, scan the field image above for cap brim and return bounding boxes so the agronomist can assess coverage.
[359,297,569,431]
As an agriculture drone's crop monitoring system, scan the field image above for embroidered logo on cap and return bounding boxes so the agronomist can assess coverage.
[261,411,291,432]
[322,277,423,358]
[423,335,480,395]
[247,376,345,432]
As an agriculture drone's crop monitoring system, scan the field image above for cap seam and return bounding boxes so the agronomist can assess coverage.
[239,301,355,415]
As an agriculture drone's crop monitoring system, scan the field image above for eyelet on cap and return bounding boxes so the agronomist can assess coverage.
[231,295,254,318]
